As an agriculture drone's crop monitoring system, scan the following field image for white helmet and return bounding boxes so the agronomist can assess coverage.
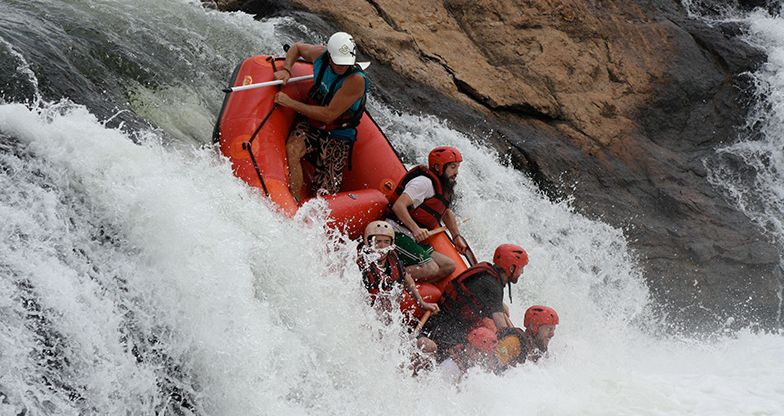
[327,32,357,65]
[363,220,394,246]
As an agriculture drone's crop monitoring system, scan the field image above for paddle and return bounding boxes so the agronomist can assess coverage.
[463,243,478,266]
[222,62,371,93]
[424,216,476,265]
[415,310,432,333]
[222,75,313,93]
[426,216,478,265]
[425,217,471,238]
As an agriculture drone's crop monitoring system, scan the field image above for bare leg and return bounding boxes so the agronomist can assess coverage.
[430,251,456,283]
[286,133,307,201]
[407,260,439,283]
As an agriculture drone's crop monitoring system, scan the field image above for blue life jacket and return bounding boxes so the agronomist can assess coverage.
[307,51,368,143]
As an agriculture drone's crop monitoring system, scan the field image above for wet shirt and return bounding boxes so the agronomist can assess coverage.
[461,270,505,318]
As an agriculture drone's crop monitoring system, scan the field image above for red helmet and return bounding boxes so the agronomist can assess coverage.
[428,146,462,176]
[493,244,528,277]
[524,305,559,336]
[466,327,498,354]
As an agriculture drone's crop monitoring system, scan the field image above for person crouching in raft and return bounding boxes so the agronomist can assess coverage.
[419,244,528,362]
[357,220,440,356]
[386,146,468,285]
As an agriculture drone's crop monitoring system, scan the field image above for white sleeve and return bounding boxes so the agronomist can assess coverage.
[402,176,435,208]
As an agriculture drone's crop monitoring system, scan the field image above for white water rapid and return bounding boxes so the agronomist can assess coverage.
[0,1,782,415]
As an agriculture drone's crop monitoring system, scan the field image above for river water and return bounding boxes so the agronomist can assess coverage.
[0,1,782,415]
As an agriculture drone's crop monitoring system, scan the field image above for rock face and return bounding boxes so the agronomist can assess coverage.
[214,0,783,332]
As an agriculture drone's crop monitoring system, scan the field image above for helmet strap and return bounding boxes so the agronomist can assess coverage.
[505,265,515,304]
[508,281,513,304]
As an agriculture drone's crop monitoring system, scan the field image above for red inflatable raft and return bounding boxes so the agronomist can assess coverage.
[213,55,469,322]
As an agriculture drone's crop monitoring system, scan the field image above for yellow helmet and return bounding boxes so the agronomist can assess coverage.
[363,220,394,246]
[495,327,527,366]
[495,334,522,366]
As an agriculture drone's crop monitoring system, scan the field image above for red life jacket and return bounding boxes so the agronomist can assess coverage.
[388,166,451,230]
[440,262,505,327]
[356,245,406,296]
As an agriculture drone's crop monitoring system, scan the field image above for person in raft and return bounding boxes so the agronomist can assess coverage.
[420,244,528,361]
[385,146,468,284]
[273,32,368,202]
[495,305,559,369]
[438,327,499,383]
[356,221,440,354]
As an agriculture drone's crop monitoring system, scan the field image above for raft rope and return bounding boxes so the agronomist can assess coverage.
[242,55,288,197]
[243,140,269,197]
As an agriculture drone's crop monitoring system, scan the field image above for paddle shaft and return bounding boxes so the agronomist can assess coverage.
[415,310,432,333]
[424,216,477,265]
[426,217,471,238]
[222,74,314,93]
[463,244,478,266]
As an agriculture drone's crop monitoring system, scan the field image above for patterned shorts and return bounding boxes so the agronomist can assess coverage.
[290,118,351,194]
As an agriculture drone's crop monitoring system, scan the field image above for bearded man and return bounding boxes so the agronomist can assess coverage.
[386,146,468,284]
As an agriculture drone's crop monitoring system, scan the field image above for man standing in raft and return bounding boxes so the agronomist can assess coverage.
[420,244,528,360]
[386,146,468,284]
[273,32,368,201]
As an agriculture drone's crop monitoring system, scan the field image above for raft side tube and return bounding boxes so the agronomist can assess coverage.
[430,232,469,291]
[400,283,442,324]
[213,61,243,144]
[340,111,407,192]
[322,189,390,240]
[217,56,314,214]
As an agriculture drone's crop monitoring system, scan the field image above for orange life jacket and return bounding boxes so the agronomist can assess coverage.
[497,327,546,365]
[388,166,451,230]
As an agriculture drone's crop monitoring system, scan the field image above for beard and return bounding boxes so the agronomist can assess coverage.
[440,171,456,197]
